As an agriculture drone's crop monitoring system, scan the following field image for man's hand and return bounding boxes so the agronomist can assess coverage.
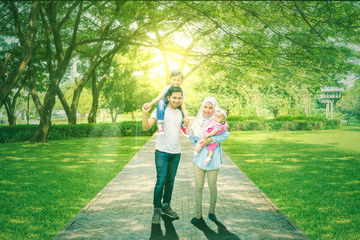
[143,103,151,111]
[183,116,189,125]
[142,103,156,131]
[142,103,151,113]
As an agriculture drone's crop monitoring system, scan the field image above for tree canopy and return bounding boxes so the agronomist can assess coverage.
[0,1,359,142]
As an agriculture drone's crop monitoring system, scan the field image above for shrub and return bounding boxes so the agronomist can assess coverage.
[0,117,341,143]
[227,116,340,132]
[0,121,156,143]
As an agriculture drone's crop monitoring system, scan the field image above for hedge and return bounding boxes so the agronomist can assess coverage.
[228,118,340,131]
[0,121,156,143]
[0,118,340,143]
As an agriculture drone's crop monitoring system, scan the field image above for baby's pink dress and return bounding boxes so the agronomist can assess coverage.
[203,120,228,151]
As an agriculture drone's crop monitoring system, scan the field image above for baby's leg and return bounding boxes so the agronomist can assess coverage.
[203,143,218,164]
[208,149,214,158]
[204,149,214,165]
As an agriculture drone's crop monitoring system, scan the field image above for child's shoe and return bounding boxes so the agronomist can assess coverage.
[157,125,164,135]
[204,157,211,165]
[180,127,189,138]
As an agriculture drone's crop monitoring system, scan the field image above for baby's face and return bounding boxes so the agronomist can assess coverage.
[214,112,226,123]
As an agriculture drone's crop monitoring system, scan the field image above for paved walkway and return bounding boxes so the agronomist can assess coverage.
[54,135,309,240]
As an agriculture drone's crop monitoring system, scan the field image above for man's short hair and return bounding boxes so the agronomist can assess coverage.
[166,86,183,98]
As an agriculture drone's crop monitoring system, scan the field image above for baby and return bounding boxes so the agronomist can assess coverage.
[195,108,228,165]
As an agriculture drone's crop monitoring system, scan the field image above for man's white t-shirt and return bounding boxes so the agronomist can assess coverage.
[151,107,183,154]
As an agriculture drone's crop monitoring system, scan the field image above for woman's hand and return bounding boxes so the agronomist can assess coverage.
[199,137,212,147]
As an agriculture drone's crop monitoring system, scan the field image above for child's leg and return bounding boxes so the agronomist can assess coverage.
[208,149,215,158]
[204,143,218,165]
[157,99,167,127]
[204,149,214,165]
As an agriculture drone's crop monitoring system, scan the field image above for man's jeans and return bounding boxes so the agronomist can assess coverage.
[153,150,181,209]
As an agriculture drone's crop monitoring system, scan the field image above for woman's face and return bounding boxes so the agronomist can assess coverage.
[203,102,214,117]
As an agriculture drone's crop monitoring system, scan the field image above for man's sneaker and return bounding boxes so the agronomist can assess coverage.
[161,205,179,219]
[157,125,164,135]
[152,208,161,224]
[180,127,189,138]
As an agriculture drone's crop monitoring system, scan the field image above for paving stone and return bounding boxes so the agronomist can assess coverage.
[54,135,309,240]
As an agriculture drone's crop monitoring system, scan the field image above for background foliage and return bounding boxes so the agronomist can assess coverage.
[1,1,359,142]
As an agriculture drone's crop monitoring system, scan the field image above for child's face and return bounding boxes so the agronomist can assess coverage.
[170,75,183,87]
[214,111,226,123]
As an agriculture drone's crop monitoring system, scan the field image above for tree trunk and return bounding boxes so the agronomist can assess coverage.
[88,57,114,124]
[68,111,77,125]
[273,109,278,118]
[88,72,99,124]
[55,86,74,124]
[29,62,59,143]
[253,84,261,116]
[110,108,115,123]
[88,104,98,123]
[31,116,52,143]
[4,99,16,126]
[88,89,99,124]
[3,75,26,126]
[0,2,40,108]
[31,83,57,143]
[27,93,30,124]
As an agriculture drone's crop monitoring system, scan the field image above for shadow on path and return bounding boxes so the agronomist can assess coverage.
[150,215,179,240]
[192,218,241,240]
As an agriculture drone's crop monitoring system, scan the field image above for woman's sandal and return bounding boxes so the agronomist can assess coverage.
[208,213,217,221]
[191,217,203,224]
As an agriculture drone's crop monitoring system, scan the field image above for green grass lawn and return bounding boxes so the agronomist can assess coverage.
[1,121,359,239]
[0,136,150,239]
[222,121,360,240]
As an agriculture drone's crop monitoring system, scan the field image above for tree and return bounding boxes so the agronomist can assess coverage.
[55,1,125,125]
[0,1,40,108]
[2,74,27,126]
[102,47,156,122]
[1,1,359,137]
[30,1,85,142]
[337,80,360,120]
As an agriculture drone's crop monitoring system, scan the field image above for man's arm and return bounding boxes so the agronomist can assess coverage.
[180,102,189,125]
[142,104,156,131]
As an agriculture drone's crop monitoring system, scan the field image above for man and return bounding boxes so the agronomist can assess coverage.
[142,86,184,224]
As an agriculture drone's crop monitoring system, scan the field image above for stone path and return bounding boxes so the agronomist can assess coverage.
[54,135,309,240]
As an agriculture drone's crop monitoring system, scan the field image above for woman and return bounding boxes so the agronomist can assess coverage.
[189,97,229,224]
